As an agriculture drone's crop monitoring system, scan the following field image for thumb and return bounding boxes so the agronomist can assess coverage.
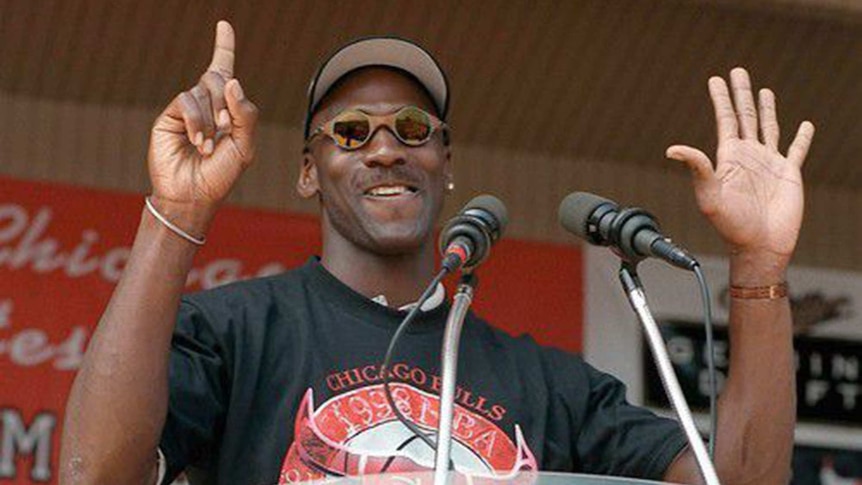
[667,144,721,216]
[224,79,259,163]
[666,145,714,183]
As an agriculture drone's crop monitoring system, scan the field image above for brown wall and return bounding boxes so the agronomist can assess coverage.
[1,90,858,271]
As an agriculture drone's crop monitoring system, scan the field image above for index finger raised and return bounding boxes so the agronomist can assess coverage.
[207,20,235,79]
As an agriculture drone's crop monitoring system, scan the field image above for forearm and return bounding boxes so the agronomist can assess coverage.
[60,204,207,484]
[666,252,796,485]
[712,252,796,484]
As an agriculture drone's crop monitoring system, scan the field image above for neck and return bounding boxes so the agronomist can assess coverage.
[320,227,438,309]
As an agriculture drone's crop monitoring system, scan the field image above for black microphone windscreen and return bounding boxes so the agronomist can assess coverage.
[464,194,509,236]
[558,192,614,239]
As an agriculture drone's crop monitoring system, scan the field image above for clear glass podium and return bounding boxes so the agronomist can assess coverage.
[294,471,679,484]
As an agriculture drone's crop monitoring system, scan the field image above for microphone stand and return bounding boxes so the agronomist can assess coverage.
[433,273,477,485]
[618,262,721,485]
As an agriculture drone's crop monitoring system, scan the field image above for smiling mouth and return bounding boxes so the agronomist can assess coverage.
[363,184,419,198]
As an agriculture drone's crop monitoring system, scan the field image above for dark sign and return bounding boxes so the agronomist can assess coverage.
[791,444,862,484]
[644,320,862,425]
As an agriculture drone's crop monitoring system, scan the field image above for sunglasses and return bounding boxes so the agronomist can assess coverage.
[307,106,447,150]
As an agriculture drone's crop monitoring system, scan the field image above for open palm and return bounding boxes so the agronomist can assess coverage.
[667,68,814,261]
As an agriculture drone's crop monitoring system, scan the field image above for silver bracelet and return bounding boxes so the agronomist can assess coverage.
[144,196,206,246]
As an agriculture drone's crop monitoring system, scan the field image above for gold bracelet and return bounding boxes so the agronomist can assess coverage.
[729,282,788,300]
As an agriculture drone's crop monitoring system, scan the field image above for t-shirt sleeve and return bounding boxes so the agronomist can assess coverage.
[158,299,229,484]
[575,362,688,480]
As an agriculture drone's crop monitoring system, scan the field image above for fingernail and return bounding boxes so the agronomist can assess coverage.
[203,139,214,155]
[232,81,244,100]
[218,109,231,127]
[194,132,204,146]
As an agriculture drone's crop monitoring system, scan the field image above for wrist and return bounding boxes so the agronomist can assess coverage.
[145,196,218,243]
[728,248,789,287]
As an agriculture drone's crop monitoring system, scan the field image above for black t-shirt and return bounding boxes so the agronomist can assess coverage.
[160,258,687,485]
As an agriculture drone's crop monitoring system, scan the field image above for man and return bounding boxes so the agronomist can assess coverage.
[60,20,814,485]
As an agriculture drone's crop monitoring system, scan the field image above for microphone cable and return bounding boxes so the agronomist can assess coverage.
[692,263,717,459]
[380,266,451,454]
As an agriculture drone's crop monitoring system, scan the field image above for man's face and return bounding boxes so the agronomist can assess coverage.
[299,67,451,256]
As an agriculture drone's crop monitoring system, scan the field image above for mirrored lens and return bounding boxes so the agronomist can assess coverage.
[395,107,432,145]
[331,112,371,149]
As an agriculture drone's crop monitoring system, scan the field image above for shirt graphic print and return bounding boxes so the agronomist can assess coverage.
[278,363,538,484]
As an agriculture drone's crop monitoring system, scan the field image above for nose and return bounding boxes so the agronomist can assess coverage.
[362,126,406,168]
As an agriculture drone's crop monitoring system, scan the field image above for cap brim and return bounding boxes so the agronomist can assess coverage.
[305,37,448,138]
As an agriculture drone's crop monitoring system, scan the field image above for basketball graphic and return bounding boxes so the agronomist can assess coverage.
[278,386,537,484]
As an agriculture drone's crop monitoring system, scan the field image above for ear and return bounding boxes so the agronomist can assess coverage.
[296,151,320,199]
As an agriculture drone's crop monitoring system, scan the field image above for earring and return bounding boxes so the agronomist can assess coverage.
[446,181,455,192]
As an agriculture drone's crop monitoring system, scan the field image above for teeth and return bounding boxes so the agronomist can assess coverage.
[368,185,409,196]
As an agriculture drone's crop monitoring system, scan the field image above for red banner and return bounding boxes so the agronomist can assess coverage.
[0,175,581,483]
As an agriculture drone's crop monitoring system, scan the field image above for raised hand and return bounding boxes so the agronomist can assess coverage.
[148,21,259,227]
[666,68,815,268]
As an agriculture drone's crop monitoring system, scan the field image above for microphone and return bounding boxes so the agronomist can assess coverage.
[439,195,508,272]
[558,192,697,270]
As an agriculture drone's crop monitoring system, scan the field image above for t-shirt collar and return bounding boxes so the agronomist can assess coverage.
[371,282,446,312]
